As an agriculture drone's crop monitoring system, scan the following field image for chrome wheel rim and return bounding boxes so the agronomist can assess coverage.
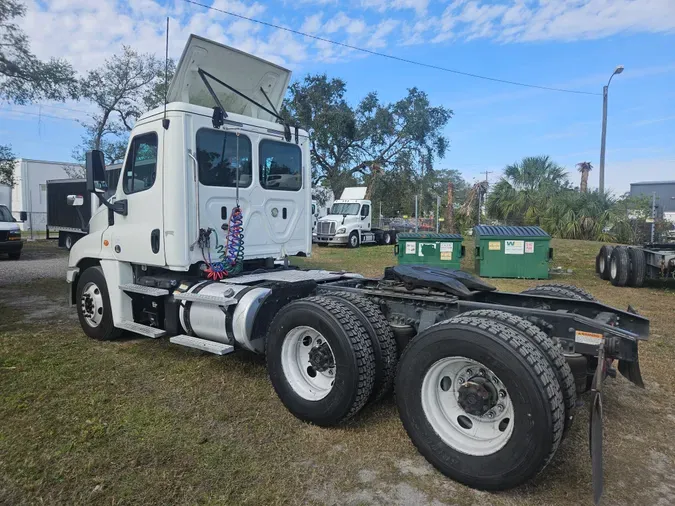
[281,326,335,401]
[80,281,104,327]
[421,356,514,456]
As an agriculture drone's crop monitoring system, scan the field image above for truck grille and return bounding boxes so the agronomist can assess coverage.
[0,231,7,242]
[317,221,336,236]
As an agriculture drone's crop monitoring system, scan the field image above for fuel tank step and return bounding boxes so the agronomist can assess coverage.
[169,335,235,355]
[173,292,237,306]
[119,284,169,296]
[117,320,167,338]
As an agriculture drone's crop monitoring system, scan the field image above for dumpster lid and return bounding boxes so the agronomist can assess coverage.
[473,225,549,238]
[397,232,463,240]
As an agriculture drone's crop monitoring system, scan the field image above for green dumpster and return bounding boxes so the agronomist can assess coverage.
[396,232,464,269]
[474,225,552,279]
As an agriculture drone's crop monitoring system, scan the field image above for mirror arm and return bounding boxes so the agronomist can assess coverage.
[93,192,127,216]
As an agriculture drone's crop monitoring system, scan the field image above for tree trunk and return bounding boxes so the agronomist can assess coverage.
[580,169,589,193]
[445,182,455,233]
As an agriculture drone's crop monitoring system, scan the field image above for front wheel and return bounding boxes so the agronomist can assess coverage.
[347,231,359,248]
[396,316,564,491]
[76,266,122,341]
[64,233,73,250]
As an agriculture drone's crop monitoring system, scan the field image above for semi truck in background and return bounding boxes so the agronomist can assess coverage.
[46,164,121,250]
[313,187,397,247]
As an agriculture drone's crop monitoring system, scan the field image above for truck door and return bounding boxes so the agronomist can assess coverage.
[194,127,253,258]
[255,137,306,252]
[360,203,371,230]
[110,127,165,265]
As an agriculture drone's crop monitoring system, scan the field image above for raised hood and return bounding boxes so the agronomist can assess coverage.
[167,34,291,122]
[339,187,368,200]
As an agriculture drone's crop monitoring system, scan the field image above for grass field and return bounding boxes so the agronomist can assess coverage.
[1,239,674,505]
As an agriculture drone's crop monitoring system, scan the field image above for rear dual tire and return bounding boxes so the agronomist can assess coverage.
[598,245,614,280]
[396,316,564,490]
[266,296,376,426]
[610,246,630,286]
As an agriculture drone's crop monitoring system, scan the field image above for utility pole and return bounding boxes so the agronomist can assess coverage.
[651,192,656,243]
[436,195,440,233]
[599,65,624,193]
[414,195,419,232]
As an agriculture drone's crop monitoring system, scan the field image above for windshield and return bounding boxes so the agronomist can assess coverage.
[331,203,360,215]
[0,205,13,222]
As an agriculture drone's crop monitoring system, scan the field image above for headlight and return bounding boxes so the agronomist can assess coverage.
[336,227,346,234]
[8,230,21,240]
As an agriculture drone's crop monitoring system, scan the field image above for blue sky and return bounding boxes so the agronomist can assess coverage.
[2,0,674,193]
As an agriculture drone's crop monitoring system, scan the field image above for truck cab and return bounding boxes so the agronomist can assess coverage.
[313,187,395,247]
[67,35,311,337]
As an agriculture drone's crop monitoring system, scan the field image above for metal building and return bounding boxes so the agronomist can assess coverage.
[630,180,675,222]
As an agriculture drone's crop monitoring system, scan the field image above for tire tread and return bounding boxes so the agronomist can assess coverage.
[325,291,397,402]
[460,310,576,437]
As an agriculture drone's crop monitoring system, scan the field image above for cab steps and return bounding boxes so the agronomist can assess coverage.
[117,320,167,338]
[169,335,235,355]
[119,283,169,296]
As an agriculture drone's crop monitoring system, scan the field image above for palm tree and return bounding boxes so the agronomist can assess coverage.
[486,156,568,225]
[577,161,593,193]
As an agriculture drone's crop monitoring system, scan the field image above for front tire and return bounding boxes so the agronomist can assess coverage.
[76,266,122,341]
[266,296,375,426]
[396,316,564,491]
[347,231,359,248]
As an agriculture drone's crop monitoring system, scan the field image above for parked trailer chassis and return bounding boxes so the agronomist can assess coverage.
[597,243,675,286]
[68,264,648,504]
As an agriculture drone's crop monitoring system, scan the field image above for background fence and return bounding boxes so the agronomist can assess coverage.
[10,211,48,240]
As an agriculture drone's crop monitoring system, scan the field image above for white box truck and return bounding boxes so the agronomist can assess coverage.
[64,34,648,502]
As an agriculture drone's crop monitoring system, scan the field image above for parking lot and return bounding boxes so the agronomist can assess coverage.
[1,240,675,505]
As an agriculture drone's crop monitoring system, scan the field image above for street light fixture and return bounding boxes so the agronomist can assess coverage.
[599,65,624,193]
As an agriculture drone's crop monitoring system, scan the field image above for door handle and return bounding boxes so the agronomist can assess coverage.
[151,229,160,254]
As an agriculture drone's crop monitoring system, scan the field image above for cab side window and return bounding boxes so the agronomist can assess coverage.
[123,133,158,194]
[361,204,370,218]
[259,139,302,191]
[196,129,252,188]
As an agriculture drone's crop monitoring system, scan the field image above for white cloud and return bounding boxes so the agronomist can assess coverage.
[429,0,675,44]
[632,115,675,127]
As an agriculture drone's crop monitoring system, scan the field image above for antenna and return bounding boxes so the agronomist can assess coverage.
[162,17,170,130]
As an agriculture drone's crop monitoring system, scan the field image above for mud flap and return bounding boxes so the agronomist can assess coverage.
[590,341,605,505]
[618,358,645,388]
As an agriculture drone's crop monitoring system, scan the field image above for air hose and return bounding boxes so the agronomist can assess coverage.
[203,131,245,281]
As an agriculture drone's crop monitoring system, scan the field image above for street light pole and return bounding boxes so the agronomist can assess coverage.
[599,65,624,194]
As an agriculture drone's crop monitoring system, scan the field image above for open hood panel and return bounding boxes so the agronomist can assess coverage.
[340,187,368,200]
[167,35,291,123]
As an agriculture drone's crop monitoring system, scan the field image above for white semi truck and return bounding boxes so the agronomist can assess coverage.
[65,34,648,503]
[313,187,396,247]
